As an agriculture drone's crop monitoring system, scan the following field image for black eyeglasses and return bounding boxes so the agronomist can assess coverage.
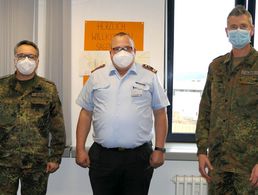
[15,53,38,61]
[112,46,133,53]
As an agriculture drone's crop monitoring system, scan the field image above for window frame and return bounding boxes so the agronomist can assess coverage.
[166,0,195,142]
[165,0,255,143]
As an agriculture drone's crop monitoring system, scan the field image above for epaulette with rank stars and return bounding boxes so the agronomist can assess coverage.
[142,64,157,73]
[91,64,105,73]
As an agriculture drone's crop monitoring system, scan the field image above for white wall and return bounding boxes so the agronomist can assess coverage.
[36,1,201,195]
[71,0,166,146]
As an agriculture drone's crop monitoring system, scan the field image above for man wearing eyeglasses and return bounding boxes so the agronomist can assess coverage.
[0,40,66,194]
[76,32,170,195]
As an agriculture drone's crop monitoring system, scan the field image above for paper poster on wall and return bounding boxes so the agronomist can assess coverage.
[81,20,147,84]
[84,21,144,51]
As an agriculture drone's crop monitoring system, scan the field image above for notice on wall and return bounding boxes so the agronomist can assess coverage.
[82,21,146,84]
[84,21,144,51]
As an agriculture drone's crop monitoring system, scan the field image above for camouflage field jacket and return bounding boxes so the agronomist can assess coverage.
[0,74,65,167]
[196,47,258,173]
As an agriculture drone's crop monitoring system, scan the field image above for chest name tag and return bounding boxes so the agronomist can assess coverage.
[241,70,258,76]
[131,87,143,97]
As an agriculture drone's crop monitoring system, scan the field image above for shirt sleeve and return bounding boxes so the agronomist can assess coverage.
[195,67,212,155]
[76,76,94,111]
[48,85,66,163]
[151,74,170,110]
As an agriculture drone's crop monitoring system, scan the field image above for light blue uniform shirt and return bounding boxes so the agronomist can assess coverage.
[76,63,170,148]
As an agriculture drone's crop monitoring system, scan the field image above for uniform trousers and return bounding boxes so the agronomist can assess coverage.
[208,170,258,195]
[88,142,154,195]
[0,164,49,195]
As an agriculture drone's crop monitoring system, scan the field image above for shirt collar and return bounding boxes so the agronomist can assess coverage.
[224,47,257,67]
[108,62,137,76]
[10,73,41,92]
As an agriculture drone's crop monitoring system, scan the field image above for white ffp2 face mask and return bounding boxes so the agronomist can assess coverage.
[16,57,37,75]
[113,50,134,68]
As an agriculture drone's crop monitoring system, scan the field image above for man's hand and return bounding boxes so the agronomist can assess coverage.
[198,154,213,183]
[150,150,165,168]
[46,162,60,173]
[250,164,258,187]
[76,149,90,168]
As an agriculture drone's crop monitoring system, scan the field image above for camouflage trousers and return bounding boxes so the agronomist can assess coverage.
[0,165,49,195]
[208,171,258,195]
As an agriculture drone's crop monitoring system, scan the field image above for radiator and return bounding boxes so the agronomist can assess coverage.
[172,175,208,195]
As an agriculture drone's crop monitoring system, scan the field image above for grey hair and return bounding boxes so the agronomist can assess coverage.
[227,5,253,25]
[111,32,135,48]
[14,40,39,57]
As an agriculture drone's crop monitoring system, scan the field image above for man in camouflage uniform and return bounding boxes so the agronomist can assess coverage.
[196,5,258,195]
[0,40,66,195]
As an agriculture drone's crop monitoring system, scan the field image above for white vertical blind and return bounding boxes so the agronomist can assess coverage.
[0,0,36,76]
[41,0,72,145]
[0,0,72,145]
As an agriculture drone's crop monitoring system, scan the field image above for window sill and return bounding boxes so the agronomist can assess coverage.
[64,143,198,161]
[165,143,197,161]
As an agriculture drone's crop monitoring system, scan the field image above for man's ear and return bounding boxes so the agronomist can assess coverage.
[251,26,255,36]
[225,27,229,37]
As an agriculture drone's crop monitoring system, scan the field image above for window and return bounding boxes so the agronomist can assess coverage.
[166,0,234,142]
[254,2,258,48]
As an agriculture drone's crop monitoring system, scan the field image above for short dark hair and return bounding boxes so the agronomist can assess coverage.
[113,32,131,37]
[111,32,135,49]
[14,40,39,57]
[227,5,253,25]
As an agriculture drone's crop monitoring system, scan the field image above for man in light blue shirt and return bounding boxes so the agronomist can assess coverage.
[76,32,170,195]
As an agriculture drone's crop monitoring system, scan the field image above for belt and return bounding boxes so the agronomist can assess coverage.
[95,142,152,152]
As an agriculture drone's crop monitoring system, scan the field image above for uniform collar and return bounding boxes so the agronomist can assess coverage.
[109,62,137,76]
[224,47,257,67]
[10,73,42,93]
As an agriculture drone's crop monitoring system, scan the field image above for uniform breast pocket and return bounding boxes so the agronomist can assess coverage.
[131,84,151,105]
[93,83,111,101]
[31,99,50,111]
[239,75,258,85]
[31,99,49,109]
[236,75,258,107]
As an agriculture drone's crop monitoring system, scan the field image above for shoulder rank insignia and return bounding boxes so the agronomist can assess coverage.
[91,64,105,73]
[142,64,157,73]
